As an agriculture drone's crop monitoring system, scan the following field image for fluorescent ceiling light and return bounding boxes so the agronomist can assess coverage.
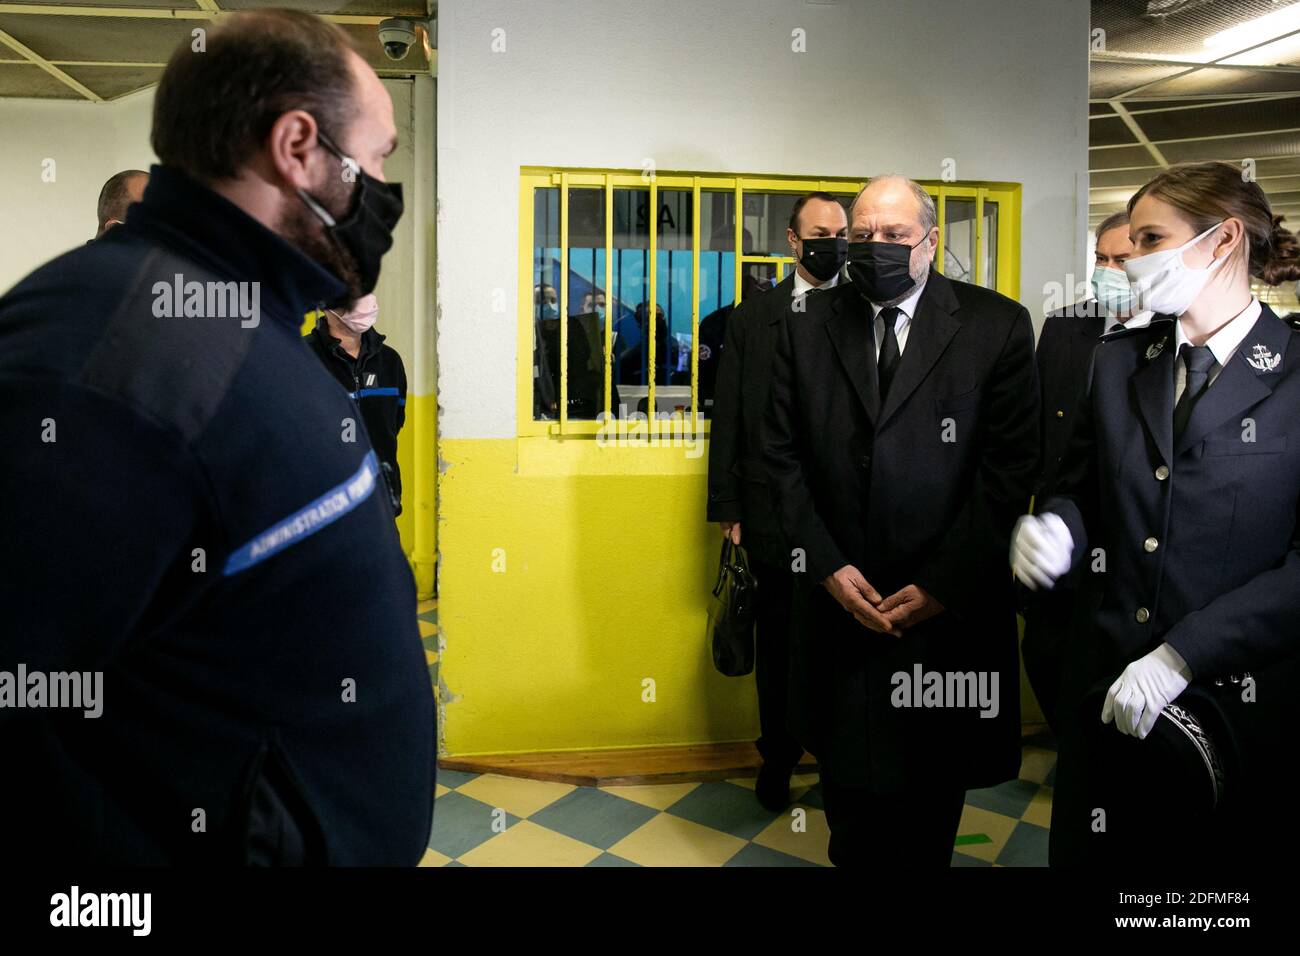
[1204,2,1300,50]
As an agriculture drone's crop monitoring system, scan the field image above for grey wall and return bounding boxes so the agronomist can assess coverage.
[435,0,1091,439]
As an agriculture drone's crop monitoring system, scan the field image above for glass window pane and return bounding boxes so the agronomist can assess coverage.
[701,190,735,252]
[943,197,977,284]
[610,188,652,417]
[981,201,999,290]
[531,187,560,420]
[531,186,611,422]
[742,192,799,257]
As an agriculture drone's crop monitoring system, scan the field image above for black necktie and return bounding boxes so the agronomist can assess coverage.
[1172,343,1216,440]
[877,306,901,401]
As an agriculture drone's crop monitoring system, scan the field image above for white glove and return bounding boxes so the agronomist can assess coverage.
[1101,643,1193,739]
[1010,512,1074,590]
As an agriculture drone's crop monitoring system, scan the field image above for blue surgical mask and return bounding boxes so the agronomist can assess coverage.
[595,306,605,320]
[1091,265,1134,316]
[540,302,559,320]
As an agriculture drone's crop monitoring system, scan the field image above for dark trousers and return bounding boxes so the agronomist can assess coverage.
[750,557,803,770]
[1021,598,1072,734]
[821,777,966,867]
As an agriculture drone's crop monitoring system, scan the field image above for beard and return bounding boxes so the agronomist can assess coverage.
[876,246,932,308]
[280,172,364,306]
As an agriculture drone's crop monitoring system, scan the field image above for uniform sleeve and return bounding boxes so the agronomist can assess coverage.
[912,305,1041,618]
[0,382,203,724]
[762,312,849,582]
[1038,345,1102,578]
[1032,314,1062,502]
[706,301,748,523]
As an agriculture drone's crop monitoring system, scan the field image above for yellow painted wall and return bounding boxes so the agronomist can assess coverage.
[437,436,759,756]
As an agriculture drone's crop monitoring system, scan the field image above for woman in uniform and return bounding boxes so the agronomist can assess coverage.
[1011,161,1300,866]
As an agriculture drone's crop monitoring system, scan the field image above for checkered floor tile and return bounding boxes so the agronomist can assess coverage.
[425,750,1056,867]
[419,600,1055,866]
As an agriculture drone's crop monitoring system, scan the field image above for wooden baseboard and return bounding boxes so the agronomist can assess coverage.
[439,725,1054,788]
[439,742,818,788]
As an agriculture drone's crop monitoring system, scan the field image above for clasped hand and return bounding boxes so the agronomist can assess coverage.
[823,566,943,637]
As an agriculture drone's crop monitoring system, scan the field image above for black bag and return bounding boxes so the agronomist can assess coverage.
[707,538,758,676]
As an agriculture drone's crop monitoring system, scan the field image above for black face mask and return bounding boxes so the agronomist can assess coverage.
[298,128,404,298]
[846,235,927,303]
[798,236,848,282]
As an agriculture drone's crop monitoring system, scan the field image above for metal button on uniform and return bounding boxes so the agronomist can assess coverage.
[1143,536,1159,552]
[1155,465,1169,480]
[1135,607,1150,623]
[860,454,871,470]
[1055,410,1064,418]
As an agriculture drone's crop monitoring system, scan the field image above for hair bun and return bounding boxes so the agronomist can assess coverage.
[1259,213,1300,285]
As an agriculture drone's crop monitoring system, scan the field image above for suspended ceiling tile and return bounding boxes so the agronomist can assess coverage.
[1255,175,1300,193]
[1090,113,1139,147]
[1244,155,1300,177]
[1160,129,1300,162]
[1090,166,1162,189]
[0,60,79,97]
[1089,59,1190,98]
[1136,96,1300,140]
[1123,96,1229,109]
[1090,0,1295,57]
[1090,143,1157,169]
[0,13,196,63]
[1264,188,1300,207]
[60,63,162,99]
[1136,64,1300,97]
[1217,31,1300,66]
[1090,101,1116,115]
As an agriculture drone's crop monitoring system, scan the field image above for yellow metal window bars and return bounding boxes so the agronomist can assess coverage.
[518,168,1020,440]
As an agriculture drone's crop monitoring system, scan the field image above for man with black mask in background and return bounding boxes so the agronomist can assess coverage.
[708,192,848,810]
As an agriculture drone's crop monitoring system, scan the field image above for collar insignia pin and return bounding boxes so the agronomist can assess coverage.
[1246,343,1281,373]
[1145,340,1164,361]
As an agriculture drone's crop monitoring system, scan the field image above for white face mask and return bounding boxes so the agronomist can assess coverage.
[1123,221,1226,316]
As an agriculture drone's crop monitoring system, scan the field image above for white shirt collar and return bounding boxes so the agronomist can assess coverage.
[792,268,838,298]
[1098,308,1155,337]
[869,275,928,322]
[1174,297,1261,367]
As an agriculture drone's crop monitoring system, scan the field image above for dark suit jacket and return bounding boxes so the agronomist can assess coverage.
[706,273,797,565]
[764,269,1039,791]
[1036,300,1105,499]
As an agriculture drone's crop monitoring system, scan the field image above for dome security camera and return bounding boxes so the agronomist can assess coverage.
[378,18,418,61]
